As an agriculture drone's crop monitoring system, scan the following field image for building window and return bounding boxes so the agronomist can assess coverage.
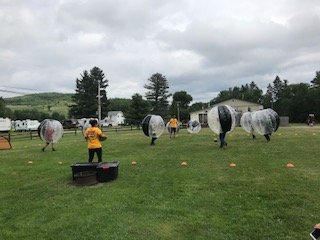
[199,113,207,124]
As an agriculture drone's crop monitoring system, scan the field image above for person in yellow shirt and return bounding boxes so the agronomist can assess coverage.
[84,119,106,163]
[169,115,178,138]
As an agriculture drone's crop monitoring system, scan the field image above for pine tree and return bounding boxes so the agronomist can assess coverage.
[69,67,109,118]
[144,73,171,116]
[170,91,193,122]
[311,71,320,88]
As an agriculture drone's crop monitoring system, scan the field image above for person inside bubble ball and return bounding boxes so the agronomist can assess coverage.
[42,127,55,151]
[84,119,106,163]
[168,115,178,138]
[219,132,228,148]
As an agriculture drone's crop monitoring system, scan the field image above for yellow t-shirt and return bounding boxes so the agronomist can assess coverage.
[84,127,103,149]
[169,118,178,128]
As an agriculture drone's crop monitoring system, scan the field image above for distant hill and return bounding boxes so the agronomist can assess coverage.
[5,92,73,105]
[5,92,74,117]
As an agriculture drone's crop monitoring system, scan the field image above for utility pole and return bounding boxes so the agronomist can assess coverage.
[176,101,181,122]
[97,81,102,121]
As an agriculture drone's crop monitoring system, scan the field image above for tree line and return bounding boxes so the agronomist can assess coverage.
[1,67,319,124]
[210,73,320,122]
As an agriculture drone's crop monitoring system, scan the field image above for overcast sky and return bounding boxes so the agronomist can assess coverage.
[0,0,319,102]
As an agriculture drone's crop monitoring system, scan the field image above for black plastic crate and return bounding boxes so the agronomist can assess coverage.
[96,162,119,182]
[73,171,98,186]
[71,162,119,183]
[71,163,99,180]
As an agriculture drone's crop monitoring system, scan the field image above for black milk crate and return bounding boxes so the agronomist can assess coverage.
[73,171,98,186]
[96,162,119,182]
[71,162,99,180]
[71,161,119,183]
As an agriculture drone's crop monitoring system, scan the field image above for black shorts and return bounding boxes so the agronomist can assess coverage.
[170,127,177,133]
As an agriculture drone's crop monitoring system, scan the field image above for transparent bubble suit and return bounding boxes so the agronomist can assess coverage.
[82,118,99,135]
[251,109,280,135]
[142,115,165,138]
[207,105,237,134]
[166,122,180,134]
[38,119,64,143]
[240,111,254,134]
[187,120,201,134]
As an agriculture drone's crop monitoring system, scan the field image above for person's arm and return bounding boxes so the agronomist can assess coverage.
[314,223,320,229]
[98,129,107,141]
[84,129,88,140]
[99,134,107,141]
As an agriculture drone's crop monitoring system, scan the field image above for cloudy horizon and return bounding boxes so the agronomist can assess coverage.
[1,0,319,103]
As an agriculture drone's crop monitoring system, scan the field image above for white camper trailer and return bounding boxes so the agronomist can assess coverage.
[14,120,25,131]
[14,119,40,131]
[14,120,26,131]
[0,118,11,132]
[25,119,41,131]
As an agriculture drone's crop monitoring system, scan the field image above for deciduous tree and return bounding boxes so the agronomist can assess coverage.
[127,93,151,125]
[170,91,193,122]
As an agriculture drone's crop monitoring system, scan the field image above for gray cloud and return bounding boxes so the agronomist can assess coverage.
[0,0,320,102]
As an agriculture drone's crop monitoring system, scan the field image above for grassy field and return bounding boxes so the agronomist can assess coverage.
[5,92,72,118]
[7,102,70,118]
[1,126,320,239]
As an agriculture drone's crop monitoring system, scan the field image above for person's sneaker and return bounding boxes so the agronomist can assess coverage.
[41,148,45,152]
[52,148,56,151]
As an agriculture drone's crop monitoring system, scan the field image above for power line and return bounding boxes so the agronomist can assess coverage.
[0,85,47,96]
[0,89,27,95]
[0,85,46,92]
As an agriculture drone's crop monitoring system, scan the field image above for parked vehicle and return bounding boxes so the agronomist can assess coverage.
[25,119,40,131]
[99,118,116,127]
[62,119,78,129]
[99,111,125,127]
[13,120,25,131]
[0,118,11,132]
[12,119,40,131]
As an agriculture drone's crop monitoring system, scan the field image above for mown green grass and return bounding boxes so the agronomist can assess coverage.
[1,126,320,239]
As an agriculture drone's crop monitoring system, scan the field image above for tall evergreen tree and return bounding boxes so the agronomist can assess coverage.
[247,81,263,103]
[270,76,288,112]
[144,73,171,116]
[69,67,109,118]
[262,84,274,108]
[89,66,109,117]
[311,71,320,88]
